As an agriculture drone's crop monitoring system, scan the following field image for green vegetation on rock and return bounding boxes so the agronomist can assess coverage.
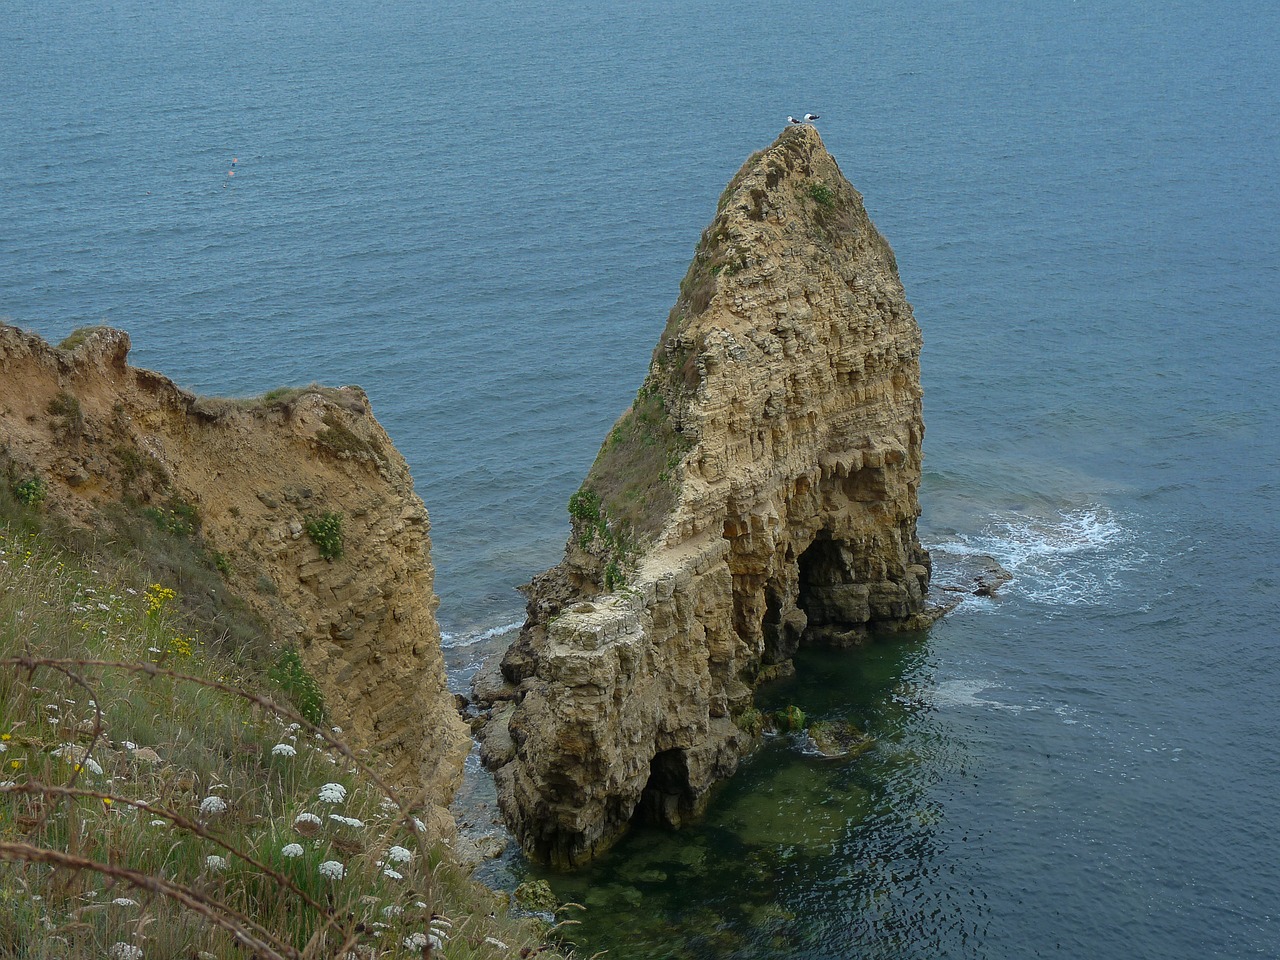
[305,511,344,562]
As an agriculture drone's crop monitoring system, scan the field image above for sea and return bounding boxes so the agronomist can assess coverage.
[4,1,1278,957]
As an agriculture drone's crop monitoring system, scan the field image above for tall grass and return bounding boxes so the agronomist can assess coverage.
[0,526,567,959]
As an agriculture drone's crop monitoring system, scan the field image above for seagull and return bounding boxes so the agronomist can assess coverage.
[787,115,803,125]
[803,113,820,122]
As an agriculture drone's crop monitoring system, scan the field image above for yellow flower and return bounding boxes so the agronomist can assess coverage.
[102,797,113,807]
[8,759,21,770]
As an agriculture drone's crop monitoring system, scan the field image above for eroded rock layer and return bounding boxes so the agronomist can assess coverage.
[0,325,470,831]
[482,125,936,867]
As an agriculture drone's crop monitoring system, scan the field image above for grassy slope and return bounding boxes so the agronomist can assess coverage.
[0,492,569,959]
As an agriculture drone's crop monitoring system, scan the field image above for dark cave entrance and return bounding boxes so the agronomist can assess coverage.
[795,536,869,646]
[635,748,697,829]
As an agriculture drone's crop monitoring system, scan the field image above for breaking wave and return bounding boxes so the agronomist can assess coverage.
[931,505,1144,606]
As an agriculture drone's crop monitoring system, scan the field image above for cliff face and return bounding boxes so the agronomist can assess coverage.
[0,325,470,830]
[482,125,936,867]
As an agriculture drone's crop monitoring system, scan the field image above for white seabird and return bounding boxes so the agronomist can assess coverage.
[787,115,804,125]
[803,113,820,122]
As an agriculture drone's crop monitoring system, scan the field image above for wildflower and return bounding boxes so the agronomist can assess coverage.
[328,814,365,828]
[331,726,342,734]
[382,867,403,880]
[317,782,347,804]
[205,855,228,872]
[110,943,143,960]
[271,743,297,758]
[379,796,399,813]
[112,897,139,907]
[199,796,228,816]
[121,741,137,750]
[403,933,442,951]
[0,743,6,754]
[286,722,301,732]
[281,843,304,858]
[54,744,102,775]
[149,819,167,827]
[293,811,323,837]
[386,845,412,864]
[102,798,113,808]
[318,860,345,880]
[484,937,510,950]
[382,904,404,918]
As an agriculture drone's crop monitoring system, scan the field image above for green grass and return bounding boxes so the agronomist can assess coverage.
[0,523,568,960]
[579,379,692,548]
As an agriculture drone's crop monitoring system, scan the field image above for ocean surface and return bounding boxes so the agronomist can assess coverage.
[4,1,1278,956]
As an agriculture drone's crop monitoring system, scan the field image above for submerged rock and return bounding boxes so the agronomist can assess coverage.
[805,720,874,759]
[481,124,937,867]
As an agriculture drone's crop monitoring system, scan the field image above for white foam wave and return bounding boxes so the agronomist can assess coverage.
[926,678,1030,713]
[931,505,1142,606]
[440,620,523,649]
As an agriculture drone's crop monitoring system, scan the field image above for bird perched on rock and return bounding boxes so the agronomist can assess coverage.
[804,113,820,122]
[787,115,803,125]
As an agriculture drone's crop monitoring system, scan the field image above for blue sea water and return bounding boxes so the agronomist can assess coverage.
[3,1,1279,957]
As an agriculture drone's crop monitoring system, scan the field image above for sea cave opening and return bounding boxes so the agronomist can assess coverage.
[795,536,869,647]
[635,748,697,829]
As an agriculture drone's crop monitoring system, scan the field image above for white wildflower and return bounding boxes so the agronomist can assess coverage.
[205,855,228,872]
[484,936,509,950]
[271,743,297,758]
[293,811,322,826]
[382,904,404,918]
[110,944,143,960]
[121,741,137,751]
[281,843,304,858]
[318,860,345,880]
[379,796,399,813]
[382,867,403,880]
[149,819,167,827]
[411,817,426,833]
[386,845,412,864]
[0,743,6,753]
[53,744,102,775]
[331,726,342,734]
[287,722,301,732]
[199,795,228,816]
[328,814,365,828]
[403,932,444,951]
[317,782,347,804]
[147,646,161,654]
[112,897,139,907]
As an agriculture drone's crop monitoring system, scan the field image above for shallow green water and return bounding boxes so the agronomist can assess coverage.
[525,640,956,959]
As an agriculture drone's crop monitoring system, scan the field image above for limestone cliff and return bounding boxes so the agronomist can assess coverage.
[0,325,470,830]
[480,125,937,867]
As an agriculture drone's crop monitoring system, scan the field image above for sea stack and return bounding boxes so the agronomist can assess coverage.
[480,124,936,866]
